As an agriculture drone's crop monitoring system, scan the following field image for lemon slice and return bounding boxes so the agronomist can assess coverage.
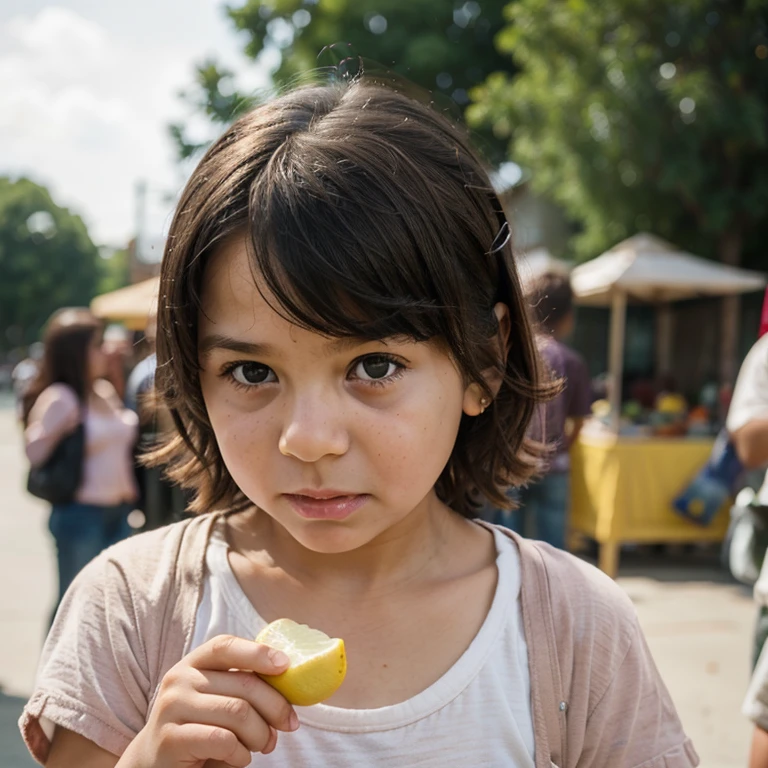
[255,618,347,706]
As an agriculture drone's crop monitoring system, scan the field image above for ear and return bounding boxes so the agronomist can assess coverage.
[462,303,511,416]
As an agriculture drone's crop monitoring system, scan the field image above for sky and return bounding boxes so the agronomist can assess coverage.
[0,0,272,250]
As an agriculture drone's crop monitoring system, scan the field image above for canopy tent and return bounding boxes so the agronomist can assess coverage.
[516,247,572,291]
[570,233,767,430]
[90,276,160,332]
[571,233,766,304]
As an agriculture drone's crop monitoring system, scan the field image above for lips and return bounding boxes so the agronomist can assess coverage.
[284,492,370,521]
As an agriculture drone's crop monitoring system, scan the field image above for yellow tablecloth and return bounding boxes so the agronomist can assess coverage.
[570,433,730,577]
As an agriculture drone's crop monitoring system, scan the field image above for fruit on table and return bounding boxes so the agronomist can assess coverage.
[256,618,347,706]
[592,399,612,418]
[655,393,688,415]
[687,405,710,423]
[622,400,644,420]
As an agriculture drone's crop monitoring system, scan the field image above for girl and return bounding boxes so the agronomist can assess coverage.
[21,79,698,768]
[22,308,139,621]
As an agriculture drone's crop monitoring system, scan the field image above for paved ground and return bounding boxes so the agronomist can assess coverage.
[0,399,757,766]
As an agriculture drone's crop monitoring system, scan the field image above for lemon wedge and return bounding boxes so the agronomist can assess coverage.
[255,618,347,706]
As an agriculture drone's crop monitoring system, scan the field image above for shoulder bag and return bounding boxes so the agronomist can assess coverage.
[27,421,86,505]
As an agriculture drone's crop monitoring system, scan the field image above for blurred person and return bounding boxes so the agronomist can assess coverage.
[11,341,44,419]
[487,272,592,549]
[102,324,133,401]
[22,308,139,620]
[125,312,157,414]
[125,310,189,529]
[733,329,768,768]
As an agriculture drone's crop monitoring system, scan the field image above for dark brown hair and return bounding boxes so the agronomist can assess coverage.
[151,78,554,516]
[22,308,102,425]
[527,272,574,334]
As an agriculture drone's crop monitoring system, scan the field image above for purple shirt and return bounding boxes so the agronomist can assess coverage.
[530,335,592,472]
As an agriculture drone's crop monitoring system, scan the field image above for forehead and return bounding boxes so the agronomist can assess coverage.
[200,235,274,333]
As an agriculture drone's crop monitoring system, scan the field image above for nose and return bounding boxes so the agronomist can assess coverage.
[278,390,350,463]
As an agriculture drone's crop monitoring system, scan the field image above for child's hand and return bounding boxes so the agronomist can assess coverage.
[119,635,299,768]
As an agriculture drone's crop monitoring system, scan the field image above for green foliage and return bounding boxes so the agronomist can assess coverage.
[171,0,514,163]
[97,247,131,295]
[0,177,102,351]
[468,0,768,265]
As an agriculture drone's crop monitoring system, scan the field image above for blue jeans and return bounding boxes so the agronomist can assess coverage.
[490,472,570,550]
[48,501,133,620]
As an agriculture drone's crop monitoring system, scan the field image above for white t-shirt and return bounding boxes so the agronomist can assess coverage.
[191,522,535,767]
[727,333,768,505]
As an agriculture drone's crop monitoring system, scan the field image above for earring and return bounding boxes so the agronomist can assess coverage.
[479,397,490,414]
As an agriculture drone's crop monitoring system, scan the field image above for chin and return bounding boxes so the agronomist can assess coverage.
[290,524,378,555]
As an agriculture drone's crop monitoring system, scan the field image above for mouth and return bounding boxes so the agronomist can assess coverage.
[283,492,370,521]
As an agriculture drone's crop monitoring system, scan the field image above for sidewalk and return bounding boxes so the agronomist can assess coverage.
[0,403,757,766]
[0,404,55,766]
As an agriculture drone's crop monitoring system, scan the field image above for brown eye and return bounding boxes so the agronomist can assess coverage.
[354,356,398,381]
[231,362,275,386]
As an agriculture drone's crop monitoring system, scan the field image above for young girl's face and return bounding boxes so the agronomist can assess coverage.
[198,236,484,554]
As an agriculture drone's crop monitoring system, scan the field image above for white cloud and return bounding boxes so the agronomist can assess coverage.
[0,4,269,246]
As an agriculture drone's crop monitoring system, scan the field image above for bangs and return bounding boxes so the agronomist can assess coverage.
[245,133,493,345]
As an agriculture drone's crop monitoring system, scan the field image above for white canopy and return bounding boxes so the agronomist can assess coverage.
[571,233,766,306]
[517,247,572,291]
[91,276,159,331]
[571,233,766,431]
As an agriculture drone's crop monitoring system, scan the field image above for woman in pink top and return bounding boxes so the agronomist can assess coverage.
[23,308,139,619]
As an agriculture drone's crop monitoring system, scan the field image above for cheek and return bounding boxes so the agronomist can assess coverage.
[364,384,464,490]
[201,380,272,482]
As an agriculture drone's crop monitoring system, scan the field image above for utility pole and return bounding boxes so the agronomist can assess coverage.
[134,179,147,264]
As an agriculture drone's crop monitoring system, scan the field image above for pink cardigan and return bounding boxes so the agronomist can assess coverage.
[20,514,699,767]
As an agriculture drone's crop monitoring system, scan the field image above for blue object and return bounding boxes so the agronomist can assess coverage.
[673,430,745,526]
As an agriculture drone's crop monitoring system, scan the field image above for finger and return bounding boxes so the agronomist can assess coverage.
[165,722,252,768]
[174,692,273,754]
[263,726,278,755]
[194,669,298,733]
[187,634,291,675]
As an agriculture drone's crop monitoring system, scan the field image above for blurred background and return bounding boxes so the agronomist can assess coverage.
[1,1,767,766]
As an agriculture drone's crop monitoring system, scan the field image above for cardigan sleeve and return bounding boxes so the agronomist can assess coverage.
[578,616,699,767]
[18,516,210,765]
[19,546,154,763]
[512,534,700,768]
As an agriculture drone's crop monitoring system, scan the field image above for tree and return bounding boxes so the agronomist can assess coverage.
[469,0,768,266]
[171,0,514,163]
[0,177,103,353]
[468,0,768,380]
[97,246,131,296]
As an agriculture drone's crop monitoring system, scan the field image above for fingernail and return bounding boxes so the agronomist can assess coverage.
[289,712,300,731]
[263,726,278,754]
[268,647,290,666]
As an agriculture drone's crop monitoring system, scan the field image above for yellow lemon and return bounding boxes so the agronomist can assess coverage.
[256,618,346,706]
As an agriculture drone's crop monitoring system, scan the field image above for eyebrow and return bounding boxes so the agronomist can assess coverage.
[198,333,377,359]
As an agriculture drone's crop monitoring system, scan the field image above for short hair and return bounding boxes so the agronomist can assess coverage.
[527,273,574,333]
[150,78,555,517]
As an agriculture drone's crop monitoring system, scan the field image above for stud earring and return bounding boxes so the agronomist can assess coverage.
[479,397,490,414]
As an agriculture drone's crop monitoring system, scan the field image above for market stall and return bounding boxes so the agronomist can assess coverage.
[568,233,766,576]
[90,276,160,331]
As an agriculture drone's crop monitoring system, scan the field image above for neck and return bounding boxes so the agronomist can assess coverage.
[228,494,475,599]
